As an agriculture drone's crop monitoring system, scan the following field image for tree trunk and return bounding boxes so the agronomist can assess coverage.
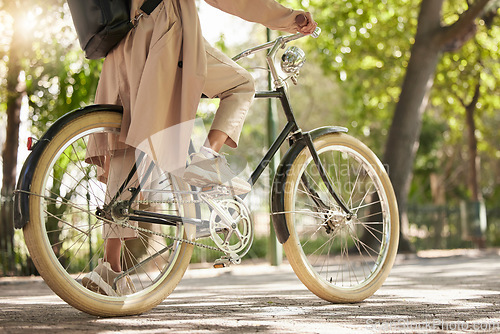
[1,6,24,274]
[464,81,486,248]
[383,0,491,253]
[464,82,481,202]
[383,0,444,253]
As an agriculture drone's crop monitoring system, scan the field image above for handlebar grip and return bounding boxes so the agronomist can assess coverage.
[295,14,321,39]
[295,13,307,27]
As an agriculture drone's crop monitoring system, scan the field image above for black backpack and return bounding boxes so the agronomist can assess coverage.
[67,0,162,59]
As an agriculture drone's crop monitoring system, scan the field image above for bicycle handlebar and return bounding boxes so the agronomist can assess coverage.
[232,27,321,62]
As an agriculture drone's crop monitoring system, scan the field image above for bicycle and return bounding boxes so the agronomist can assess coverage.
[14,27,399,317]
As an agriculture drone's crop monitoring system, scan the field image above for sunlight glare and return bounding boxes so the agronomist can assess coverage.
[0,12,13,49]
[18,10,39,35]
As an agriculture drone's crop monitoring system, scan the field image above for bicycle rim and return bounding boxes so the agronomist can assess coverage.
[282,132,399,302]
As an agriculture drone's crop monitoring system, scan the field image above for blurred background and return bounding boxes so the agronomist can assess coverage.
[1,0,499,275]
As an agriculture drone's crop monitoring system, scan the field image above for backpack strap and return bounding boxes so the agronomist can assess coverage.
[140,0,163,15]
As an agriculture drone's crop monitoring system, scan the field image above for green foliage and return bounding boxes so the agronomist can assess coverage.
[26,49,102,137]
[24,7,101,136]
[486,212,500,247]
[416,6,500,206]
[280,0,499,208]
[278,0,500,249]
[0,0,101,275]
[280,0,421,155]
[1,1,101,137]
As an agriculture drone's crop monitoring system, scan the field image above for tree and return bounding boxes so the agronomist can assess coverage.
[384,0,493,251]
[283,0,498,251]
[429,3,500,204]
[1,0,29,272]
[0,0,101,274]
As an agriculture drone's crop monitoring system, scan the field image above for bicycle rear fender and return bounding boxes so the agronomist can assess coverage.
[271,126,348,244]
[14,104,123,229]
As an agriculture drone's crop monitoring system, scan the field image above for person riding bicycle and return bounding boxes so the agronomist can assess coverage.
[82,0,317,295]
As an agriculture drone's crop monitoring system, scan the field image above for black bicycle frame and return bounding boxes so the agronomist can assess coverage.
[116,86,352,225]
[249,87,351,215]
[248,89,298,186]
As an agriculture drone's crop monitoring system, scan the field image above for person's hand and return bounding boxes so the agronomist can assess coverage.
[295,12,317,35]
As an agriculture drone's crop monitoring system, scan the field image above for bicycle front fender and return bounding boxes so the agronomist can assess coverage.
[270,126,348,244]
[14,104,123,229]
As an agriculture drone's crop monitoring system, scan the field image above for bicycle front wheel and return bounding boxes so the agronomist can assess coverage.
[23,110,195,316]
[281,132,399,302]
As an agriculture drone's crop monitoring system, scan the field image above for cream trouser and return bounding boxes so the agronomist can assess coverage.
[202,40,255,148]
[103,42,255,239]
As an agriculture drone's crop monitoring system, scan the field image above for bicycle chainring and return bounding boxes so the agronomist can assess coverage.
[208,197,253,260]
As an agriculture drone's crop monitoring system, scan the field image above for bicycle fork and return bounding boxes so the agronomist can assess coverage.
[287,130,352,218]
[302,132,353,218]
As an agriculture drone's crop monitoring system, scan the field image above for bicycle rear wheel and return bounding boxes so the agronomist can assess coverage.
[281,132,399,302]
[23,110,194,316]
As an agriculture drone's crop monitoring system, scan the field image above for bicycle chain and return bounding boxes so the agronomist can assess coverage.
[133,199,200,205]
[116,219,222,252]
[132,188,227,206]
[122,192,230,252]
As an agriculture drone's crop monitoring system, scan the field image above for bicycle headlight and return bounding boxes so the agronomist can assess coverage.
[281,46,306,74]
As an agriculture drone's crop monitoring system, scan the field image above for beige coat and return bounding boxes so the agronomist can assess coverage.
[91,0,303,173]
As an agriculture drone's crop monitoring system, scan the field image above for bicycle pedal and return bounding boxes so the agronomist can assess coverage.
[213,256,241,268]
[213,258,231,268]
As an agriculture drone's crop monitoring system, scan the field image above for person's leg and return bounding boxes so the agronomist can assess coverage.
[183,41,255,194]
[102,149,139,271]
[202,41,255,150]
[205,129,228,153]
[104,238,123,272]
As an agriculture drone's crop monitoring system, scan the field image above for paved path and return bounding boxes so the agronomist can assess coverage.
[1,249,499,333]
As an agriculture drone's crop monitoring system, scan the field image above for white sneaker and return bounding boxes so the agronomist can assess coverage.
[183,151,251,195]
[82,259,135,296]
